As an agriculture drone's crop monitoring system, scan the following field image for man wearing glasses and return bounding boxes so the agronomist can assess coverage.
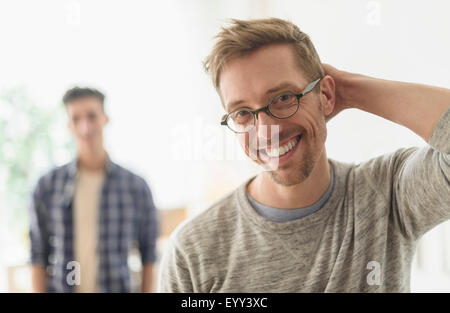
[159,18,450,292]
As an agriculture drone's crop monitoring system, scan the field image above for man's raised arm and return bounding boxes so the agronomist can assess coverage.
[326,64,450,239]
[323,64,450,142]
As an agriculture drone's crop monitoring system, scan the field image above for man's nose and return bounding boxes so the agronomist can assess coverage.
[78,119,91,136]
[255,111,278,140]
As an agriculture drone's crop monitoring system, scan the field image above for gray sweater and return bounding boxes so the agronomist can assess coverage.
[158,107,450,292]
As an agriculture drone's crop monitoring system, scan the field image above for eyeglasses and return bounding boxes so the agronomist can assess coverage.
[221,78,322,134]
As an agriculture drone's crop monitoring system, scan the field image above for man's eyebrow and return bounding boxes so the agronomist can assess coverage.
[226,81,299,112]
[226,99,245,112]
[265,81,299,95]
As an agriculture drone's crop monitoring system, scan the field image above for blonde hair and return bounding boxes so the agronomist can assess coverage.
[204,18,324,93]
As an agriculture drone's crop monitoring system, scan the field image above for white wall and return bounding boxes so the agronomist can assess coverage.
[0,0,449,292]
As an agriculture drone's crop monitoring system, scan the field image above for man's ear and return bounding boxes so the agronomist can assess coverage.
[319,75,336,117]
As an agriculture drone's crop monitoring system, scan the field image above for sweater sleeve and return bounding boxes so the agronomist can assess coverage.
[356,106,450,240]
[157,235,195,293]
[393,106,450,239]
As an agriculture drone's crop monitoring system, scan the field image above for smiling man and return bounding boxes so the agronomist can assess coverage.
[158,18,450,292]
[29,87,159,292]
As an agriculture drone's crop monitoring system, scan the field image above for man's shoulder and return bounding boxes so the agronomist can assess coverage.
[110,162,146,183]
[105,161,154,193]
[352,147,420,185]
[170,187,241,249]
[343,147,421,204]
[35,162,74,191]
[330,147,419,179]
[36,160,150,190]
[328,148,420,201]
[354,147,418,170]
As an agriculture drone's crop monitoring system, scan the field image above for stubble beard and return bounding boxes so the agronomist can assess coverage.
[266,141,316,187]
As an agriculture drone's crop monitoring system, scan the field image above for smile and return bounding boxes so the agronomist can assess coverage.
[261,134,302,159]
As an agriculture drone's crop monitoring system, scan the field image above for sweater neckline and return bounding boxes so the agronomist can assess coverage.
[236,159,352,235]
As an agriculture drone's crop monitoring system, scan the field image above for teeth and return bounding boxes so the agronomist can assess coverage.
[266,137,299,158]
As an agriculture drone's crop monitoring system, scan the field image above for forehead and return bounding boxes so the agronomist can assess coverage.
[66,96,103,114]
[219,44,308,110]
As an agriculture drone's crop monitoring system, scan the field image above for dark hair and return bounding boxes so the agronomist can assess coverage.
[62,87,105,109]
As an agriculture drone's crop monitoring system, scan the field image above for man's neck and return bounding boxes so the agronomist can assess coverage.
[247,150,331,209]
[77,148,107,172]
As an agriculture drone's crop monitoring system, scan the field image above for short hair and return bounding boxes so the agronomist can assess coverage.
[204,18,324,94]
[62,87,105,109]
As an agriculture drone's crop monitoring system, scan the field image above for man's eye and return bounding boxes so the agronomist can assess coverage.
[279,94,294,102]
[230,109,252,123]
[271,93,296,109]
[236,110,250,117]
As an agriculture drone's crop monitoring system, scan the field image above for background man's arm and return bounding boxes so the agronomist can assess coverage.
[137,178,159,292]
[29,177,50,293]
[31,265,47,293]
[141,264,154,292]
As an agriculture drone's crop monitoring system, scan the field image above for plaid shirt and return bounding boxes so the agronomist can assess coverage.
[29,158,159,292]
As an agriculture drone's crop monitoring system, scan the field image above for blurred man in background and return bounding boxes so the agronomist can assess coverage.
[159,18,450,292]
[29,87,159,292]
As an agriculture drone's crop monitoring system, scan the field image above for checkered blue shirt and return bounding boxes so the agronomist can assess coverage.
[28,158,159,292]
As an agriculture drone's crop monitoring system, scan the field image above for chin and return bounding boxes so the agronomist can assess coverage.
[80,140,99,150]
[266,150,316,187]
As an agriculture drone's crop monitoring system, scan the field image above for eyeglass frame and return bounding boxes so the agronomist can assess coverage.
[220,77,322,134]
